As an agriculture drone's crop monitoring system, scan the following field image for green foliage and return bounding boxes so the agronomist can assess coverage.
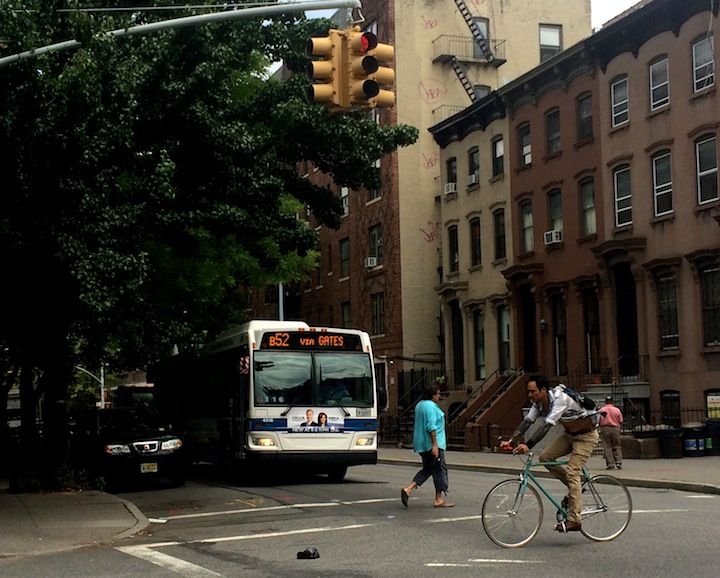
[0,1,418,388]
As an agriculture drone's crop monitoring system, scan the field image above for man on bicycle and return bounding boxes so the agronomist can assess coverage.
[500,375,599,533]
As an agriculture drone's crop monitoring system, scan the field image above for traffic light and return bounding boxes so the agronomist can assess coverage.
[346,28,395,109]
[306,29,346,106]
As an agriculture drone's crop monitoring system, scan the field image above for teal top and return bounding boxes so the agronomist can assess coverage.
[413,399,447,453]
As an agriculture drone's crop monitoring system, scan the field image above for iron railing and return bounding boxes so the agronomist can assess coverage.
[432,35,506,63]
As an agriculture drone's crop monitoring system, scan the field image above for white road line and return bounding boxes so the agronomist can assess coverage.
[686,495,718,499]
[161,498,396,521]
[428,515,483,523]
[126,522,378,550]
[632,509,689,513]
[116,546,224,578]
[426,559,543,567]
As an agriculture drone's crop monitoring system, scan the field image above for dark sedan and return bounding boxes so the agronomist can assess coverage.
[96,408,186,488]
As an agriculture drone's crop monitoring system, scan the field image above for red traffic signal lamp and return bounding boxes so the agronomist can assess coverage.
[307,29,346,106]
[346,28,395,109]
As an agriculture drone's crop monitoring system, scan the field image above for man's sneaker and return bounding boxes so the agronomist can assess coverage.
[616,463,622,470]
[606,465,615,470]
[554,520,582,532]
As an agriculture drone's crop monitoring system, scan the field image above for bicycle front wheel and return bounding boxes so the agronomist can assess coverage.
[482,480,543,548]
[580,475,632,541]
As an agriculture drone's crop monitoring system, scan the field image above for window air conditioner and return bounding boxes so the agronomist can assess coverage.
[543,230,563,245]
[467,173,479,186]
[444,182,457,195]
[364,256,378,268]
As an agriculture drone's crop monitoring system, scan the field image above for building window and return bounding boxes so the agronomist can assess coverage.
[652,151,673,216]
[473,309,486,380]
[371,292,385,336]
[446,156,457,187]
[340,186,349,216]
[539,24,562,62]
[551,294,568,376]
[368,187,381,201]
[547,188,563,233]
[473,84,491,99]
[577,93,593,141]
[473,17,491,59]
[447,225,459,273]
[696,135,718,205]
[518,123,531,167]
[339,238,350,277]
[657,275,679,350]
[583,289,601,374]
[611,77,629,127]
[369,224,383,265]
[492,137,504,177]
[613,164,632,227]
[493,209,506,260]
[470,217,482,266]
[497,304,511,371]
[661,390,681,427]
[693,36,715,92]
[520,200,534,253]
[649,57,669,110]
[701,265,720,347]
[545,108,561,155]
[341,301,351,328]
[579,177,596,236]
[468,146,480,185]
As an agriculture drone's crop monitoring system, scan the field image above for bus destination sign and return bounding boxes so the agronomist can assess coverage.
[260,331,362,351]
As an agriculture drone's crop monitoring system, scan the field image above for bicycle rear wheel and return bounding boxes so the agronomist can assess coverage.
[580,475,632,541]
[482,480,543,548]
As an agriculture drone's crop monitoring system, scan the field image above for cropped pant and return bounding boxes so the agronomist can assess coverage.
[412,449,449,494]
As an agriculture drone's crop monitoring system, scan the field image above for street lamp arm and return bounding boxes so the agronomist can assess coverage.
[0,0,362,68]
[74,365,102,385]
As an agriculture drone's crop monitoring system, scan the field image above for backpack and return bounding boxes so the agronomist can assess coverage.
[561,385,596,411]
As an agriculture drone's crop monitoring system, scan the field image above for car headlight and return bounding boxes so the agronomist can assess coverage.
[355,436,374,446]
[104,444,131,455]
[161,438,183,451]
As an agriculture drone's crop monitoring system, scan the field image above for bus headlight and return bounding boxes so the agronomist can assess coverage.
[252,437,276,447]
[355,436,374,446]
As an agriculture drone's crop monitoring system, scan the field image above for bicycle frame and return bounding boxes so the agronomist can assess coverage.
[511,454,594,519]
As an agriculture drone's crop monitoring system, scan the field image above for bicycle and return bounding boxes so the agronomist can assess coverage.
[481,452,632,548]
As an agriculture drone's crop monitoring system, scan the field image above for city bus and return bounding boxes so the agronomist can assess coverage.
[150,320,378,481]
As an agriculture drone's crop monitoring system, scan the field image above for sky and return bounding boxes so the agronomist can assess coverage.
[591,0,642,29]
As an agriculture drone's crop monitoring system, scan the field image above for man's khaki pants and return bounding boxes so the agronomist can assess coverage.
[538,429,599,524]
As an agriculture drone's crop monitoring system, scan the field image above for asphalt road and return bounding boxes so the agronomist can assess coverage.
[1,464,718,577]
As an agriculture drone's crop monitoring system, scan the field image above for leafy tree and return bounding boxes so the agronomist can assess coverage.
[0,0,418,484]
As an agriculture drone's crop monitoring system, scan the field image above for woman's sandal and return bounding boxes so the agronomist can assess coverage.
[433,501,455,508]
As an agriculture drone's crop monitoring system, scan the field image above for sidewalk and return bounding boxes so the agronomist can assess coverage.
[0,476,148,559]
[2,450,719,559]
[379,447,720,494]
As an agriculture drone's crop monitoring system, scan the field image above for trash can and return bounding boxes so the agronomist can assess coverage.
[705,420,720,456]
[659,427,684,459]
[682,423,706,457]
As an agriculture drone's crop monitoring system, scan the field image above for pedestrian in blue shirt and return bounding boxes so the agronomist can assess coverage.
[400,383,454,508]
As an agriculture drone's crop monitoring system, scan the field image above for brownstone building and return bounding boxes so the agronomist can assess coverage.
[431,0,719,442]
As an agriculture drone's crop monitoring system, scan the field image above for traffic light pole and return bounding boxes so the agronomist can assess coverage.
[0,0,362,68]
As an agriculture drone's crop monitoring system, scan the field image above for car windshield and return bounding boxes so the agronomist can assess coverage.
[253,351,373,407]
[98,408,169,438]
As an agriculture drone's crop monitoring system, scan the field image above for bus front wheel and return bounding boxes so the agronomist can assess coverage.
[327,466,347,483]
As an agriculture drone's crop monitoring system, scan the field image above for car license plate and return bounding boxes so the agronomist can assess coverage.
[140,462,158,474]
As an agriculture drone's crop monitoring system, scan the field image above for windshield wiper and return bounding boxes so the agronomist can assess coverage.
[280,406,294,416]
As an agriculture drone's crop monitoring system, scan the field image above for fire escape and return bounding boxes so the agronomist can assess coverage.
[432,0,506,109]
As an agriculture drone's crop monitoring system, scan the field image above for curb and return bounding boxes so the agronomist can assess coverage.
[378,457,720,495]
[111,495,151,541]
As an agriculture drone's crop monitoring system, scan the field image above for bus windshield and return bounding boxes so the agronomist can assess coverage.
[253,350,373,407]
